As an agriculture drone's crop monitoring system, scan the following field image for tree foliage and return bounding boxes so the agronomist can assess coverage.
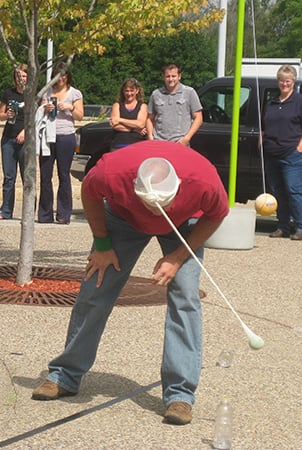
[71,31,218,105]
[0,0,223,56]
[225,0,302,73]
[256,0,302,58]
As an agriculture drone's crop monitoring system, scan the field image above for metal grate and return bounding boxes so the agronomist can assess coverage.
[0,265,203,307]
[0,265,84,281]
[0,265,82,306]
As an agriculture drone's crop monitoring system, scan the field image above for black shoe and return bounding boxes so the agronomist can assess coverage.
[290,231,302,240]
[269,229,290,238]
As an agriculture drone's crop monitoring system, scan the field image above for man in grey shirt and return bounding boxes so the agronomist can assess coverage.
[147,63,203,146]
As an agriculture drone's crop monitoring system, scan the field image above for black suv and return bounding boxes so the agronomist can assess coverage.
[71,76,302,202]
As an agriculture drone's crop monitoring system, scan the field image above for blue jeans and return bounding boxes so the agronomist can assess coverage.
[265,150,302,232]
[38,134,76,223]
[0,136,24,219]
[47,205,203,407]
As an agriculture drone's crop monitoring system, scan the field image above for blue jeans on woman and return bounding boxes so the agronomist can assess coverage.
[38,134,76,223]
[265,150,302,232]
[0,136,24,219]
[47,205,204,407]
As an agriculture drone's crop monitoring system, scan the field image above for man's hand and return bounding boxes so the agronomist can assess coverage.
[16,130,25,144]
[138,127,147,136]
[151,254,182,286]
[85,249,120,288]
[177,136,190,146]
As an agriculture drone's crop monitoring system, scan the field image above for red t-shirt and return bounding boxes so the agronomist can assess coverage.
[84,141,229,235]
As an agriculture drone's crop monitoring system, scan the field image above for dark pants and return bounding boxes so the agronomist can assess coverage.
[265,150,302,232]
[1,136,24,219]
[38,134,76,223]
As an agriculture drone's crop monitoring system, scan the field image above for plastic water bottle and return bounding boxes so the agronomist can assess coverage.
[217,349,233,368]
[49,96,57,118]
[7,100,18,124]
[212,398,233,449]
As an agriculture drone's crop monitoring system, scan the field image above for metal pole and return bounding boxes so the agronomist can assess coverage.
[46,39,53,83]
[217,0,228,77]
[228,0,245,207]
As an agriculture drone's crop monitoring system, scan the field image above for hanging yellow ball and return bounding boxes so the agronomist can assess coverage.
[255,193,278,216]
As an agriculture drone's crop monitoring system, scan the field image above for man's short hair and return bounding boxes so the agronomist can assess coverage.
[161,63,181,74]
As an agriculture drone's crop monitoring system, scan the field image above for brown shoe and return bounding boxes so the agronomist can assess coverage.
[290,231,302,240]
[164,401,192,425]
[269,229,290,238]
[32,380,76,401]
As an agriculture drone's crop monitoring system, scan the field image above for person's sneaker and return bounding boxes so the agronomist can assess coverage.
[164,401,192,425]
[269,229,290,238]
[290,231,302,240]
[32,380,76,401]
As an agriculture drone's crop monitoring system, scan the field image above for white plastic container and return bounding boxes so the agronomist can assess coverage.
[205,207,256,250]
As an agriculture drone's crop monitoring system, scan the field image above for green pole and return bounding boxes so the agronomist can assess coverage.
[228,0,246,207]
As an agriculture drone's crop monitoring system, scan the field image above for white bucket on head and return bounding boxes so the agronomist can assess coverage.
[204,207,256,250]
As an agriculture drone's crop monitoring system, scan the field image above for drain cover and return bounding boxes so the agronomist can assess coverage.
[0,265,206,307]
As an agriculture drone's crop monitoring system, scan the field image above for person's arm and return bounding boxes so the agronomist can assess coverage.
[119,103,147,131]
[16,129,25,144]
[110,102,130,132]
[177,110,203,146]
[110,103,147,132]
[57,98,84,120]
[110,102,123,129]
[174,214,223,259]
[0,102,7,120]
[258,131,264,150]
[0,101,14,122]
[0,100,25,141]
[151,214,224,286]
[81,180,120,287]
[146,113,155,140]
[70,98,84,121]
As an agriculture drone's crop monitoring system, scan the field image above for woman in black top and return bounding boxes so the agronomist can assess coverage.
[262,64,302,239]
[110,78,147,150]
[0,64,28,220]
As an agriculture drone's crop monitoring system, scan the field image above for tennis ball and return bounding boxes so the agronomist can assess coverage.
[255,193,278,216]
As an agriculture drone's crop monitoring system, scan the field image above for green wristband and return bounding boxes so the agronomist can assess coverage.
[93,236,112,251]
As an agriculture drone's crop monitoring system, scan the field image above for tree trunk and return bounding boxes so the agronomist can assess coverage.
[16,103,37,285]
[15,2,40,286]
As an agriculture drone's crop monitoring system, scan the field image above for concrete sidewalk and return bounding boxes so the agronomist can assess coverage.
[0,198,301,449]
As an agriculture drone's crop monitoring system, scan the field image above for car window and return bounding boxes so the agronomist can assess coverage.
[200,86,250,125]
[263,88,279,106]
[294,82,302,94]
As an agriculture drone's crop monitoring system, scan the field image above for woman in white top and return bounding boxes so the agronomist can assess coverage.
[38,61,84,224]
